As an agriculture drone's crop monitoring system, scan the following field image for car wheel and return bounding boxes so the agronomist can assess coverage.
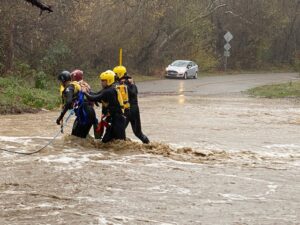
[183,72,187,80]
[194,72,198,79]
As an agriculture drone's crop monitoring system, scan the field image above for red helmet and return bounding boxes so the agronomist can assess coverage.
[71,69,83,81]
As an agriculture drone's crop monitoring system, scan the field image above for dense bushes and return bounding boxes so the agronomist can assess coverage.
[0,72,60,113]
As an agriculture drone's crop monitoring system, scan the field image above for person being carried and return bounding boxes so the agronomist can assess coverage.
[71,69,91,93]
[56,70,96,138]
[70,69,100,139]
[84,70,126,143]
[113,66,150,144]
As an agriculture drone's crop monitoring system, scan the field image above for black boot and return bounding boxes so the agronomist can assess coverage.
[141,135,150,144]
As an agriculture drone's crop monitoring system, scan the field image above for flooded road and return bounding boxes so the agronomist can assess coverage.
[1,73,300,224]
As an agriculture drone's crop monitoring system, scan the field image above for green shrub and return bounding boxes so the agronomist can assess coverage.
[0,76,60,111]
[18,87,60,109]
[34,71,48,89]
[15,62,36,78]
[40,41,71,75]
[0,77,19,89]
[194,52,218,72]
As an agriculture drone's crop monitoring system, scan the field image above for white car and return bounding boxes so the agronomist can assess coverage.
[165,60,198,79]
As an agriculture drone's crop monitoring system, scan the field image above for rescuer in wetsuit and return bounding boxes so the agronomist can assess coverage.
[113,66,150,144]
[84,70,126,143]
[56,71,96,138]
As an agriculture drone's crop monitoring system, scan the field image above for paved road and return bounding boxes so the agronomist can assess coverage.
[138,73,300,96]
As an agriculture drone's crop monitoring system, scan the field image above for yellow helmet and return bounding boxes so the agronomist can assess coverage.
[99,70,115,86]
[113,66,127,79]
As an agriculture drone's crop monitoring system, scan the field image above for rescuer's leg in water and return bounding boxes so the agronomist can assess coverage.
[125,104,149,144]
[102,113,126,143]
[84,70,126,143]
[113,65,150,144]
[71,102,96,138]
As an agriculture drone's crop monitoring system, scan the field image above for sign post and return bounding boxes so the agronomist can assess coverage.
[224,31,233,72]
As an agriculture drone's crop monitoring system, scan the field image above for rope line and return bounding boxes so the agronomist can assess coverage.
[0,110,74,155]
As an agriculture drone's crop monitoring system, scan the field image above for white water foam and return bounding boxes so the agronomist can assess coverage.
[0,136,53,142]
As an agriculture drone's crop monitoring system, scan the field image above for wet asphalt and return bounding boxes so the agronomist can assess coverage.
[137,72,300,96]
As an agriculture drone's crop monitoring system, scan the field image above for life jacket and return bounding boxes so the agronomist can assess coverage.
[59,85,64,96]
[100,86,124,116]
[60,81,81,98]
[61,82,89,125]
[115,83,130,110]
[70,81,81,95]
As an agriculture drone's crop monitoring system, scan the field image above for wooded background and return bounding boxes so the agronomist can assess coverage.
[1,0,299,76]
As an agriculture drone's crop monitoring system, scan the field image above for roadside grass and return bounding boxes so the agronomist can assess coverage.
[0,76,60,114]
[0,73,157,114]
[247,81,300,98]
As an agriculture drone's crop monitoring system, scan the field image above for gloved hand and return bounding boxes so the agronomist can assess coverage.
[128,78,134,84]
[56,114,63,125]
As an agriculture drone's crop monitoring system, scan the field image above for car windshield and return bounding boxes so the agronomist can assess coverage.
[171,61,189,67]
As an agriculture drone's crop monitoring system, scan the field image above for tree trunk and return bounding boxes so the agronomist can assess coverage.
[282,1,300,63]
[4,21,14,73]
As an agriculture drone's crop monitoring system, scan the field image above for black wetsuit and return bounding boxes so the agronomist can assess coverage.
[85,86,126,143]
[124,79,150,144]
[57,83,96,138]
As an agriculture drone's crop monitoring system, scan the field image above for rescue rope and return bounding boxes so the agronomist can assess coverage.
[0,110,74,155]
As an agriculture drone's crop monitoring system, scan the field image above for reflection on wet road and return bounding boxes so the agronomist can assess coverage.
[1,73,300,224]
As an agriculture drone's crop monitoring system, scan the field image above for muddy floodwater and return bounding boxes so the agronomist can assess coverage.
[1,73,300,224]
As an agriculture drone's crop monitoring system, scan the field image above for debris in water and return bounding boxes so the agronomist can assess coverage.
[63,135,230,164]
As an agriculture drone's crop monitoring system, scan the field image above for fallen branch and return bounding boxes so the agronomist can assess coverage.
[24,0,53,14]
